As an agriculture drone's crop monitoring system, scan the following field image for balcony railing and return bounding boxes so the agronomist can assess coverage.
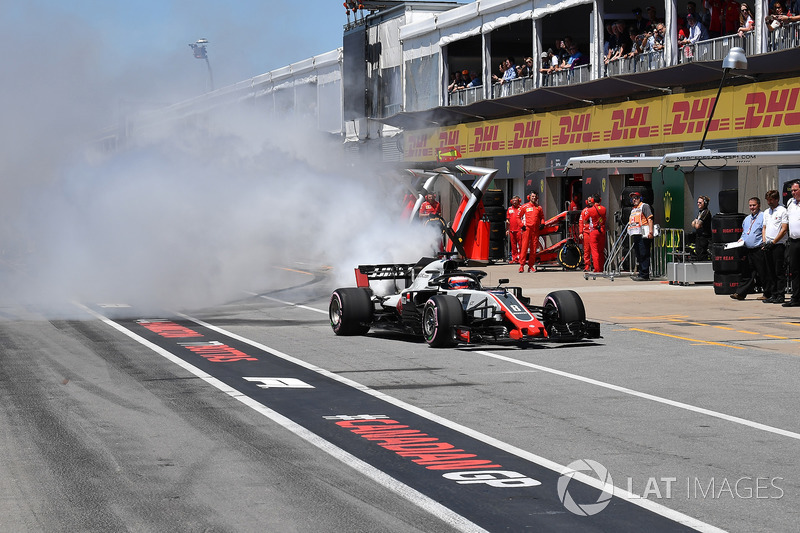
[447,85,485,106]
[543,64,591,87]
[677,33,756,64]
[439,25,798,110]
[606,51,665,76]
[486,64,591,100]
[767,20,800,51]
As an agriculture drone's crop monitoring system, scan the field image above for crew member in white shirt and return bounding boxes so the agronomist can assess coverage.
[762,189,789,304]
[783,181,800,307]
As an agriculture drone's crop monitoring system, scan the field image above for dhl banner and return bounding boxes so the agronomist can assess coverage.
[404,77,800,162]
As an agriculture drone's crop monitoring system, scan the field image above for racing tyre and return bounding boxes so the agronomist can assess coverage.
[483,189,505,207]
[422,294,465,348]
[330,288,373,336]
[557,242,582,270]
[543,290,586,336]
[484,206,506,221]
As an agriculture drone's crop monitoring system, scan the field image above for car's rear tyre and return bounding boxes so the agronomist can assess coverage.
[543,290,585,334]
[330,288,373,336]
[422,295,465,348]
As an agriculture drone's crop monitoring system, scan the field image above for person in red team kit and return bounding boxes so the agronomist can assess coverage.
[518,192,544,272]
[578,196,595,271]
[506,195,522,262]
[579,193,607,273]
[419,193,441,219]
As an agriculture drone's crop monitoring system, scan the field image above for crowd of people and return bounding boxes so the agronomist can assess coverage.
[449,1,800,90]
[447,69,482,94]
[606,1,800,65]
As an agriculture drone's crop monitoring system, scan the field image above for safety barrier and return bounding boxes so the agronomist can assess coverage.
[597,224,685,280]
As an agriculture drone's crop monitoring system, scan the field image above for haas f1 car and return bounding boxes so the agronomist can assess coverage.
[329,256,600,347]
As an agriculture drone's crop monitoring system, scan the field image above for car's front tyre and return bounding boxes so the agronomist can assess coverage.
[330,288,373,336]
[542,290,586,337]
[422,294,465,348]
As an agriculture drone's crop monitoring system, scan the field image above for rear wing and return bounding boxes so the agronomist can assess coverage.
[354,264,415,288]
[354,257,438,288]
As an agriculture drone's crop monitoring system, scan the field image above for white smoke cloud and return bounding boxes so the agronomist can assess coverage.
[0,3,439,316]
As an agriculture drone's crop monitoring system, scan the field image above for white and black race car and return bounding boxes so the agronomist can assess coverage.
[329,256,600,347]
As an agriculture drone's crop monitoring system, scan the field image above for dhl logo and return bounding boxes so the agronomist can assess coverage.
[664,97,730,136]
[438,130,464,153]
[554,114,598,145]
[737,88,800,129]
[472,125,503,153]
[606,107,659,141]
[510,120,546,149]
[406,133,434,158]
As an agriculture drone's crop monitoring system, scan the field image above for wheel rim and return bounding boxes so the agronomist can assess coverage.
[422,304,437,340]
[330,296,342,327]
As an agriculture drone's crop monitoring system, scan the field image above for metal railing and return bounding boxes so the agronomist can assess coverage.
[606,51,665,76]
[447,85,485,106]
[677,33,756,64]
[488,65,591,100]
[600,223,681,280]
[767,20,800,51]
[439,24,797,110]
[543,64,591,87]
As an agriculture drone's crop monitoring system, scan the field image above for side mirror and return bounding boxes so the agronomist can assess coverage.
[498,278,509,285]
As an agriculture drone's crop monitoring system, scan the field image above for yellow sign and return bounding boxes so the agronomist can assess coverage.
[404,78,800,161]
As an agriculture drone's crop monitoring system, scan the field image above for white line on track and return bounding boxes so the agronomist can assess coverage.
[246,292,328,314]
[266,298,800,443]
[76,301,724,532]
[474,350,800,441]
[177,310,722,532]
[74,303,485,533]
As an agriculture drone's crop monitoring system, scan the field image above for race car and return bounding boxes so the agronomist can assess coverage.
[329,256,600,347]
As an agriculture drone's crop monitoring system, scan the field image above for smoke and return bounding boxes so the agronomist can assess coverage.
[0,4,439,316]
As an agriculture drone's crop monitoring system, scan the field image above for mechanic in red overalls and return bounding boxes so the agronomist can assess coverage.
[419,193,441,219]
[578,196,594,271]
[505,195,522,263]
[582,194,607,273]
[518,192,544,272]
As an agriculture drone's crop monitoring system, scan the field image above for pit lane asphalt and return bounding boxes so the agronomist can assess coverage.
[3,263,800,532]
[486,261,800,356]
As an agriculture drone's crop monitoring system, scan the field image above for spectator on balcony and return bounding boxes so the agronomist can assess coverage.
[605,21,631,65]
[646,23,666,51]
[539,51,554,76]
[627,27,646,57]
[553,39,570,67]
[724,0,743,33]
[632,7,650,32]
[680,13,710,46]
[448,71,465,93]
[767,1,800,30]
[466,70,482,88]
[704,0,724,37]
[517,57,534,77]
[676,1,698,35]
[563,44,587,68]
[646,6,664,25]
[492,57,518,96]
[738,3,755,36]
[604,21,616,57]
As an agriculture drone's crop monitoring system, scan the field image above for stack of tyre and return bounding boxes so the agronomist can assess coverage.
[711,189,746,294]
[483,189,507,261]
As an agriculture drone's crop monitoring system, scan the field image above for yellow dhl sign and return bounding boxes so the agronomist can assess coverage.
[404,77,800,161]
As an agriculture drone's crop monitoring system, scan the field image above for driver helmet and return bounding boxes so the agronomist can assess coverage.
[447,276,473,290]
